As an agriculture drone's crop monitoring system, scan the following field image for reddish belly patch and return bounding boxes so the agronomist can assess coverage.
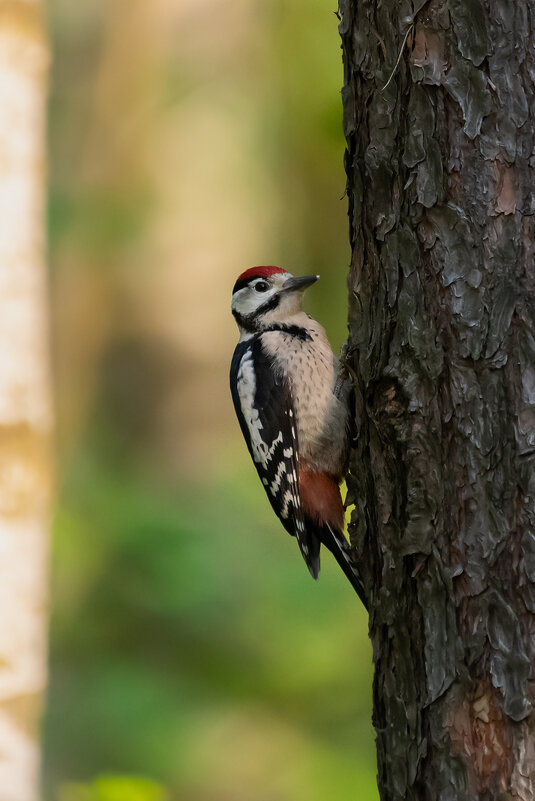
[299,469,344,529]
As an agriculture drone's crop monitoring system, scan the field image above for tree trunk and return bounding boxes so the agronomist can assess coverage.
[340,1,535,798]
[0,3,51,800]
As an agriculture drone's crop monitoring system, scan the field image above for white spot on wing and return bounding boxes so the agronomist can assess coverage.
[237,350,284,468]
[255,431,283,465]
[281,489,294,519]
[236,340,307,545]
[269,462,286,496]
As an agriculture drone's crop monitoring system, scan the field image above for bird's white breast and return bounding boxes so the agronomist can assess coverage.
[261,316,349,476]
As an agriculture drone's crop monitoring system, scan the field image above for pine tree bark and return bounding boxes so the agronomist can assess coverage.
[340,1,535,798]
[0,3,51,800]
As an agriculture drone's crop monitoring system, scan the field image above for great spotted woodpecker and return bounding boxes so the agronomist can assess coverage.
[230,265,367,608]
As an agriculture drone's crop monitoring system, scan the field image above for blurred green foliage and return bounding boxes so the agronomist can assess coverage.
[59,776,168,801]
[45,458,376,800]
[44,0,377,799]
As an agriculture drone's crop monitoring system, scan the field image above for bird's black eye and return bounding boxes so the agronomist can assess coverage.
[254,281,269,292]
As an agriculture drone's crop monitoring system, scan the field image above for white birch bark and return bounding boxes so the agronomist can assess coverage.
[0,3,51,800]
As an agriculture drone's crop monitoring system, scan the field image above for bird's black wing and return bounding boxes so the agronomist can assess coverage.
[230,336,320,577]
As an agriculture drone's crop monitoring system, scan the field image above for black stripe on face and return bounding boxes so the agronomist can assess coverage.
[256,293,280,314]
[232,292,281,331]
[232,309,257,332]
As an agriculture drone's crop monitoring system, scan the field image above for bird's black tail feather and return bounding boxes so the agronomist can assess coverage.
[319,523,368,610]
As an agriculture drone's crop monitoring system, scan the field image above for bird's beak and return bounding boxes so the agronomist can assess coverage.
[281,275,319,294]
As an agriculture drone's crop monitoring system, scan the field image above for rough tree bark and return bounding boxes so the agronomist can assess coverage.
[0,3,51,800]
[340,1,535,799]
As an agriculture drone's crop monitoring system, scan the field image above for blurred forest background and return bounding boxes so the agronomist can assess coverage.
[44,0,375,799]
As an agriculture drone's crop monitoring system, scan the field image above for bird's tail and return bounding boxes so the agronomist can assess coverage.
[321,524,368,610]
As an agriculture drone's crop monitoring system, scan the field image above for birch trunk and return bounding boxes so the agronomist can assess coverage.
[0,3,51,800]
[340,0,535,798]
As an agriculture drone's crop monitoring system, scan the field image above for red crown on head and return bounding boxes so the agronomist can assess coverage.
[232,265,288,295]
[236,265,287,283]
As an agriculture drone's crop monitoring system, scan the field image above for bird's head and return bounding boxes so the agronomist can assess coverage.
[231,266,318,334]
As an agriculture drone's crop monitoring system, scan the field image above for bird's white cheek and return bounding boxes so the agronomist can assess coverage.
[233,290,276,316]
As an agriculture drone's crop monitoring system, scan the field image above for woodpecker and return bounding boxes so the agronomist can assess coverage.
[230,265,367,608]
